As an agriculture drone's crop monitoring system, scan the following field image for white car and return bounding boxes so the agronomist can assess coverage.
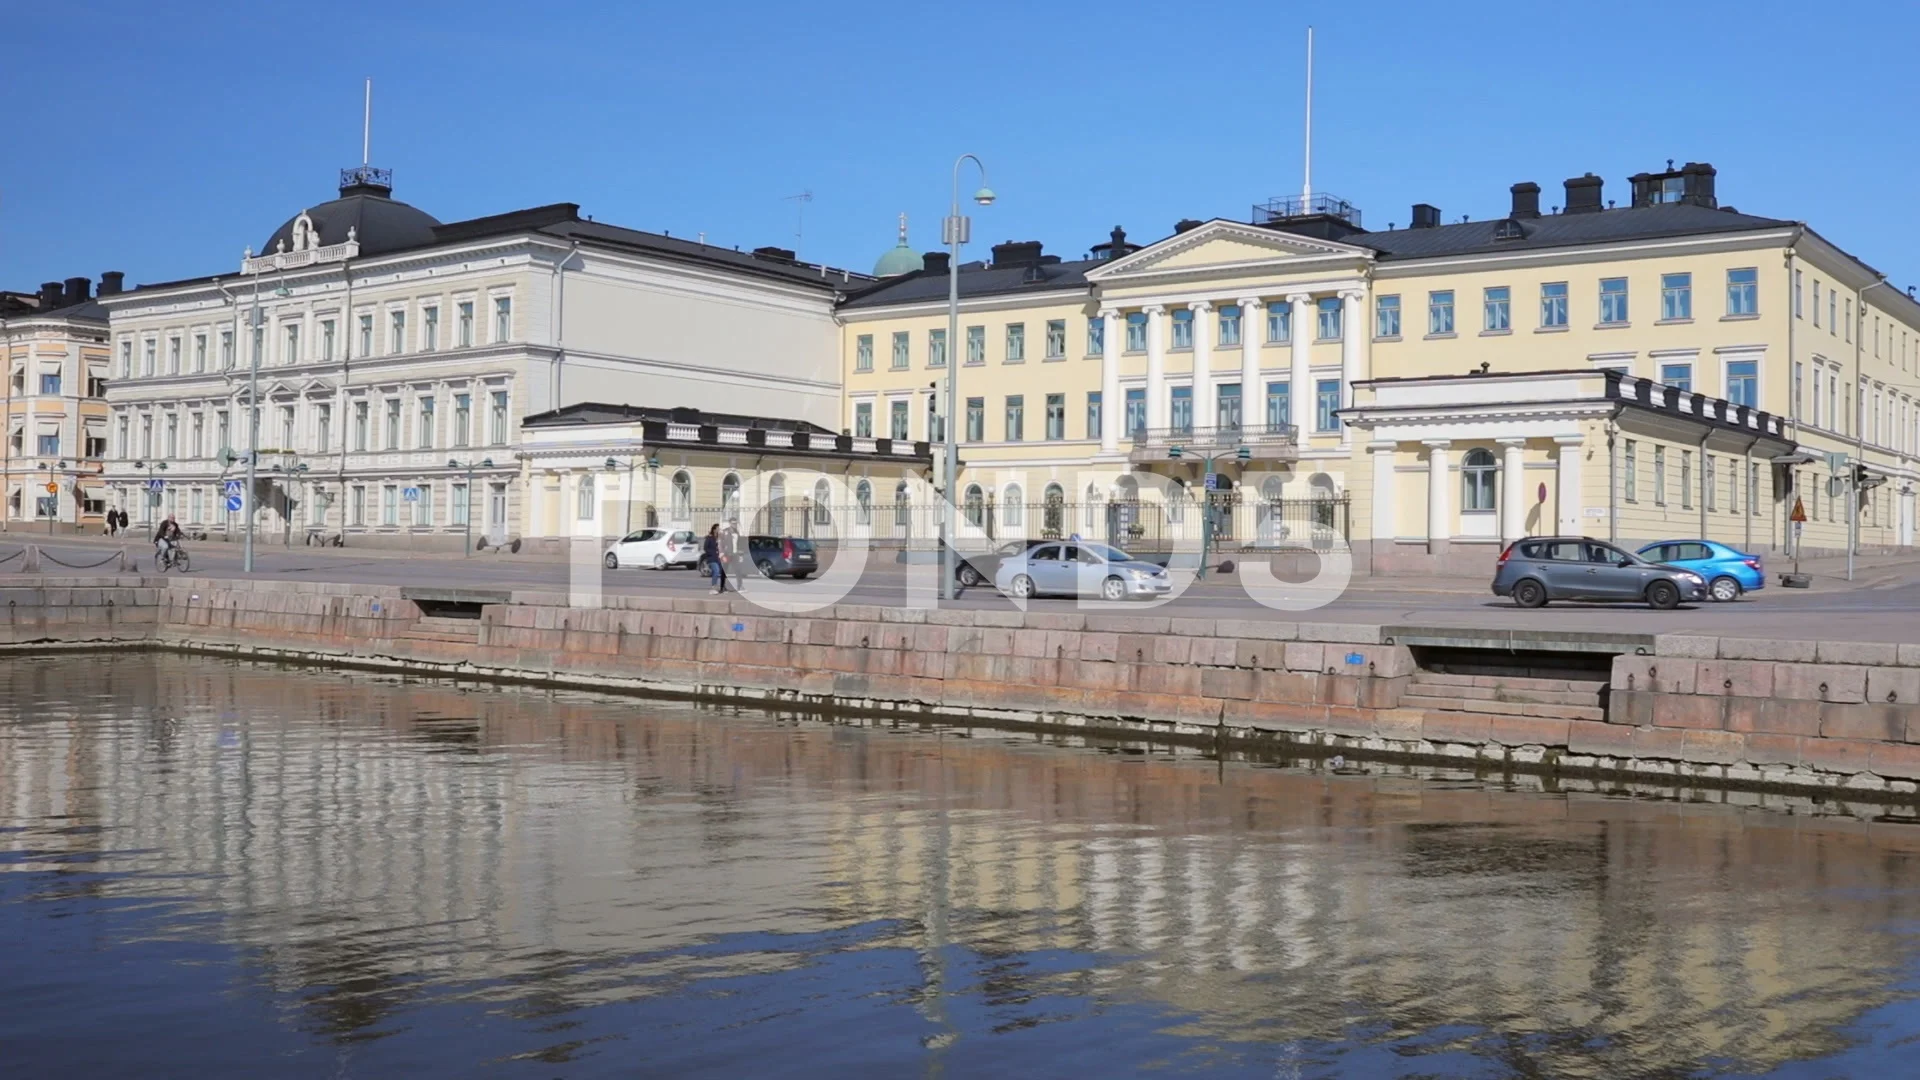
[603,528,700,570]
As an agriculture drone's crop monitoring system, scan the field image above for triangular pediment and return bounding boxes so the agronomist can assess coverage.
[1086,218,1373,281]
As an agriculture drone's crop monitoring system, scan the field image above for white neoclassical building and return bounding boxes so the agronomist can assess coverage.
[99,165,866,548]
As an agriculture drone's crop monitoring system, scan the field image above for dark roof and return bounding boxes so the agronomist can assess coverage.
[523,402,837,434]
[0,295,106,325]
[261,191,442,260]
[1296,202,1793,262]
[840,256,1101,310]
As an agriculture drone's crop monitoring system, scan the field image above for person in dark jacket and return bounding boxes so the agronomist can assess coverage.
[703,524,726,594]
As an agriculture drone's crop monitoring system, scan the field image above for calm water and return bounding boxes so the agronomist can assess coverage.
[6,657,1920,1078]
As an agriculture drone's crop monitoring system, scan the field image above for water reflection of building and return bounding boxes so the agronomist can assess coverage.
[3,654,1919,1073]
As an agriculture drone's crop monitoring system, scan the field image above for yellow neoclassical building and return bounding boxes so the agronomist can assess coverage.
[838,162,1920,572]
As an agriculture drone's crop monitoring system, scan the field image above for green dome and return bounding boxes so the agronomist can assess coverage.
[871,212,920,276]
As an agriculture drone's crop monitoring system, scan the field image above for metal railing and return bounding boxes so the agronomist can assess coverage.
[1252,193,1362,227]
[1128,423,1298,454]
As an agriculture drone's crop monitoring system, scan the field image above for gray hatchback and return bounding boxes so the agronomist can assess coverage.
[1492,536,1708,609]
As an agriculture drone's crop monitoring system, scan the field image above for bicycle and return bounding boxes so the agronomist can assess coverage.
[157,544,191,574]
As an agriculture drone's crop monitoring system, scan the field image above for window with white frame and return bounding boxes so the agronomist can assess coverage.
[1219,304,1242,346]
[1267,305,1290,344]
[576,474,595,521]
[891,331,909,369]
[1171,309,1193,349]
[1461,448,1496,511]
[490,390,508,445]
[358,314,373,356]
[1484,287,1511,332]
[1624,440,1637,502]
[389,310,406,354]
[670,471,692,521]
[417,395,435,449]
[1375,295,1400,338]
[1316,297,1342,340]
[966,325,985,364]
[384,398,401,450]
[1727,268,1758,316]
[493,296,512,342]
[1661,273,1692,320]
[423,305,439,351]
[1004,323,1025,362]
[1045,319,1066,359]
[928,328,947,367]
[1126,313,1148,350]
[854,334,872,371]
[1428,291,1454,334]
[1726,359,1757,408]
[457,301,474,347]
[382,484,399,526]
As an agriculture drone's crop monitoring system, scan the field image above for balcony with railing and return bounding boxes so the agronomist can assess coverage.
[1127,423,1298,464]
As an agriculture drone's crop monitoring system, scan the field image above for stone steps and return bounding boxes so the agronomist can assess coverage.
[400,616,481,644]
[1409,682,1601,706]
[1401,694,1604,722]
[1406,671,1608,722]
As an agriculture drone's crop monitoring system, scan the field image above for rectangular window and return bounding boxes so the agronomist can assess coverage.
[383,485,399,527]
[1726,360,1757,407]
[1428,291,1455,335]
[38,372,60,396]
[890,331,909,369]
[1727,268,1758,316]
[966,325,985,364]
[1793,361,1804,422]
[1004,395,1024,441]
[1087,316,1105,356]
[1680,450,1693,509]
[1749,462,1760,517]
[1600,278,1629,324]
[143,340,155,377]
[119,340,132,379]
[358,314,373,357]
[1267,305,1291,344]
[1045,393,1065,440]
[216,410,229,457]
[889,399,909,441]
[1169,386,1192,434]
[1315,379,1340,432]
[855,334,873,372]
[319,321,334,362]
[1829,290,1837,333]
[1171,309,1194,349]
[1624,440,1638,502]
[1540,282,1568,328]
[965,397,984,442]
[37,433,59,456]
[164,415,177,457]
[423,306,439,351]
[457,301,474,347]
[1116,312,1142,351]
[453,394,470,448]
[1004,323,1025,363]
[417,396,435,449]
[389,310,406,354]
[315,404,330,452]
[1219,304,1242,346]
[493,297,512,342]
[1654,446,1667,506]
[1375,295,1400,338]
[1794,269,1803,318]
[576,475,595,522]
[1044,319,1066,359]
[451,484,468,526]
[1086,391,1102,440]
[1124,387,1147,437]
[1704,456,1717,512]
[416,483,434,527]
[1660,362,1692,391]
[1217,383,1242,431]
[278,406,294,452]
[1316,297,1342,341]
[853,402,873,438]
[190,413,204,459]
[1844,299,1851,342]
[490,390,509,445]
[193,333,207,372]
[1661,273,1692,320]
[1266,381,1290,433]
[1483,287,1511,332]
[384,399,401,450]
[168,337,180,375]
[928,328,947,368]
[284,324,301,365]
[349,486,366,527]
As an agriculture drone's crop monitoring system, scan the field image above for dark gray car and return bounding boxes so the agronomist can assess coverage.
[1491,536,1707,609]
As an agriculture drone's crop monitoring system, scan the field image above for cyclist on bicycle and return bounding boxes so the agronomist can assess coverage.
[153,514,183,567]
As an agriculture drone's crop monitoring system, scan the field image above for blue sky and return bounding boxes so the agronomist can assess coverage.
[4,0,1917,291]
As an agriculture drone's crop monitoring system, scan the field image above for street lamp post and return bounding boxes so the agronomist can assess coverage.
[605,453,659,535]
[37,460,67,536]
[1167,441,1250,580]
[270,460,310,546]
[449,457,493,556]
[132,459,168,530]
[942,155,995,601]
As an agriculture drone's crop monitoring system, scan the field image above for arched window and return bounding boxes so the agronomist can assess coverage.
[767,473,786,534]
[670,471,692,522]
[576,473,596,521]
[855,480,872,525]
[1003,484,1024,529]
[894,480,911,531]
[1085,482,1101,532]
[963,484,984,527]
[813,478,832,525]
[1309,472,1337,529]
[1043,483,1065,536]
[1462,449,1496,512]
[720,473,741,520]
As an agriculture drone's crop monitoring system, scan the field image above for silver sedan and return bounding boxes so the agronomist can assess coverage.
[994,540,1172,601]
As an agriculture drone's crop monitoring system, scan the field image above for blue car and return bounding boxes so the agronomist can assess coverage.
[1635,539,1763,602]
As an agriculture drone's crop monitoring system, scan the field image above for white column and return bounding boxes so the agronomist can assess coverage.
[1498,437,1527,542]
[1144,305,1167,432]
[1099,308,1121,453]
[1369,439,1396,542]
[1340,289,1367,441]
[1287,293,1313,434]
[1189,301,1213,431]
[1238,298,1263,431]
[1424,439,1451,553]
[1555,435,1584,535]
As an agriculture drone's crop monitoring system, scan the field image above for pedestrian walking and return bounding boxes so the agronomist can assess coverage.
[105,510,116,537]
[703,524,726,594]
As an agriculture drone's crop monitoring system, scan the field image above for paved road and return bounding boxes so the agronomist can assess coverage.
[8,533,1919,642]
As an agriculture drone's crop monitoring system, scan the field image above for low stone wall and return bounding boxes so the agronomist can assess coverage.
[5,576,1920,797]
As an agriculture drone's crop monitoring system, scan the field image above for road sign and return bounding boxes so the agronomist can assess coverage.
[402,486,421,503]
[1202,473,1219,492]
[1537,482,1547,503]
[1827,451,1851,473]
[146,478,166,492]
[225,495,244,513]
[224,479,244,498]
[1790,497,1807,523]
[44,482,58,494]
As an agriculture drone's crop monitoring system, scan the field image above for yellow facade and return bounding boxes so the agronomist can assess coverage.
[2,293,112,530]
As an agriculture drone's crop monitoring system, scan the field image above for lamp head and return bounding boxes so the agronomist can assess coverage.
[972,187,996,207]
[480,458,494,469]
[605,457,618,471]
[647,454,660,471]
[273,286,291,299]
[447,459,460,469]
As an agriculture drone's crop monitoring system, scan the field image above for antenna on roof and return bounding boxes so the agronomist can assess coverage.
[362,79,372,166]
[1301,26,1314,205]
[785,190,813,250]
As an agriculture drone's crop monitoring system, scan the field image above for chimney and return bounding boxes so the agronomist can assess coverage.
[1563,173,1604,214]
[1174,218,1203,234]
[98,271,124,296]
[921,251,950,275]
[989,240,1044,269]
[38,281,64,309]
[1090,226,1137,262]
[1409,204,1441,229]
[1681,162,1717,208]
[750,245,797,263]
[63,277,90,306]
[1509,182,1541,219]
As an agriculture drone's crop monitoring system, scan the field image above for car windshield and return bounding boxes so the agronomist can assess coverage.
[622,530,663,543]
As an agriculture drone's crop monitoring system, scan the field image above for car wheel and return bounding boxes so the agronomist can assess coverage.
[1646,580,1681,610]
[603,553,619,570]
[1101,576,1127,602]
[1512,578,1548,609]
[652,554,667,570]
[1011,574,1035,599]
[1709,575,1741,602]
[757,560,776,579]
[957,564,984,588]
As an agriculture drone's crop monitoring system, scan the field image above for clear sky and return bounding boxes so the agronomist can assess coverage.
[4,0,1917,292]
